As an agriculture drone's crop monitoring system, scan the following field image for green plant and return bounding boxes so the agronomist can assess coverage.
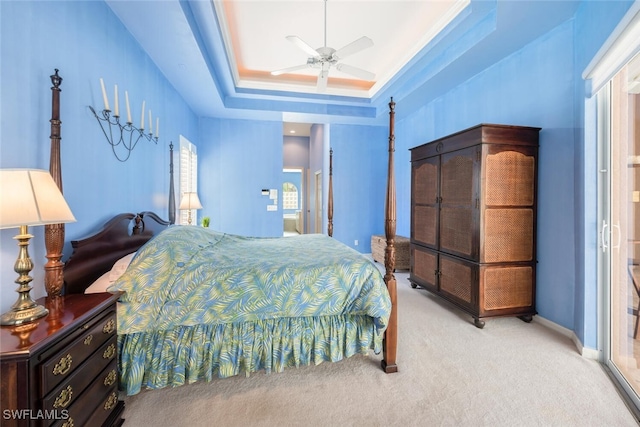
[202,216,210,228]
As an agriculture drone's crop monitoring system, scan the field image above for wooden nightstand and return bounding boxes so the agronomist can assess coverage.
[0,292,124,427]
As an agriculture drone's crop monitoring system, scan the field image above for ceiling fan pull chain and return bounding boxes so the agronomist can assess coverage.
[323,0,327,48]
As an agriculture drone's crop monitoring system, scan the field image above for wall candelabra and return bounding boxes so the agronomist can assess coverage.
[89,106,157,162]
[90,78,159,162]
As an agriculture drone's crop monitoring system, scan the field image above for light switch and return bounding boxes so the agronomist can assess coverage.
[633,191,640,203]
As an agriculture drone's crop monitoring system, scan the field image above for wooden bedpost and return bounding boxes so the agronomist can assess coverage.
[328,147,333,237]
[382,97,398,373]
[44,69,66,297]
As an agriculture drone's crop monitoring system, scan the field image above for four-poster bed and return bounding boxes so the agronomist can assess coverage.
[54,93,399,392]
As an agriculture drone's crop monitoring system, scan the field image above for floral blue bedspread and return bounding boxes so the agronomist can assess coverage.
[108,226,391,335]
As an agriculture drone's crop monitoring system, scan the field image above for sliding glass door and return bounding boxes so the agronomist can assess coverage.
[599,51,640,412]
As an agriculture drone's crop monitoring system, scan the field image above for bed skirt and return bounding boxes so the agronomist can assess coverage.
[118,314,383,395]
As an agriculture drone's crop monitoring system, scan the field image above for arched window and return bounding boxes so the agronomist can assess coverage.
[283,182,298,210]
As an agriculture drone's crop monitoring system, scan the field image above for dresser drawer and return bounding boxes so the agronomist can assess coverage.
[41,310,116,394]
[51,360,119,427]
[42,336,118,415]
[83,389,121,427]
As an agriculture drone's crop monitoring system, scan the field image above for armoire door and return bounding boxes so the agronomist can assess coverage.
[411,245,438,292]
[439,253,477,313]
[439,146,479,260]
[411,156,439,249]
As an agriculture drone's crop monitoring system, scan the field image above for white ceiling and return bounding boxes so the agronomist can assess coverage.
[214,0,469,97]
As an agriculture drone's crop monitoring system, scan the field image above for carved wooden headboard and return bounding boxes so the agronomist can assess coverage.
[63,212,170,294]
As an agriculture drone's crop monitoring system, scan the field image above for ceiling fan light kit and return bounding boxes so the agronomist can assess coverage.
[270,0,375,92]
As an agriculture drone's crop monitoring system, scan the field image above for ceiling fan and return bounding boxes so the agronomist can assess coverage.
[270,0,375,93]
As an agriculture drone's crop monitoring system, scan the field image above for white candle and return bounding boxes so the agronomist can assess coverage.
[140,100,145,129]
[149,110,152,134]
[156,117,159,138]
[114,84,119,117]
[100,78,110,111]
[125,91,132,124]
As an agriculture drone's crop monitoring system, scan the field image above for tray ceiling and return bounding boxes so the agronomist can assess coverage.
[214,0,468,97]
[105,1,582,122]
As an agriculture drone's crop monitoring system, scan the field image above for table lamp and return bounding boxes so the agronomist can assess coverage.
[179,192,203,225]
[0,169,76,326]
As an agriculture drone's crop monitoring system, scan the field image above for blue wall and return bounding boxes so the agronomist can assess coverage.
[0,0,198,310]
[330,124,388,252]
[198,117,283,237]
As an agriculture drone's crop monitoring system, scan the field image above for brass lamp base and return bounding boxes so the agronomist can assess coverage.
[0,303,48,326]
[0,226,50,326]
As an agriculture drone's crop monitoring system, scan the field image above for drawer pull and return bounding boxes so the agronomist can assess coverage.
[104,392,118,411]
[104,369,117,387]
[103,343,116,359]
[83,334,93,345]
[62,418,74,427]
[53,385,73,408]
[103,319,115,334]
[53,354,73,376]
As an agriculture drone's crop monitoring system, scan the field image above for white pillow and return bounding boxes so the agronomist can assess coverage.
[84,252,135,294]
[108,252,136,282]
[85,271,112,294]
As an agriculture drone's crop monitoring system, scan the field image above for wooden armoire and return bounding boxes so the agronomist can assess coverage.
[409,124,540,328]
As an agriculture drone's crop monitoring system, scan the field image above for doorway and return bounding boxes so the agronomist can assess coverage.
[283,167,305,236]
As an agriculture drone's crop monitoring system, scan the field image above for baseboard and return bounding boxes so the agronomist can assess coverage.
[533,315,600,360]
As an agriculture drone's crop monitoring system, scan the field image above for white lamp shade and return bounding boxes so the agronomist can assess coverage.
[179,192,203,210]
[0,169,76,229]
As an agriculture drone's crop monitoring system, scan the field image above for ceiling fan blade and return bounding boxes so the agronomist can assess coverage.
[271,64,310,76]
[317,64,329,93]
[286,35,319,58]
[332,36,373,61]
[335,63,375,81]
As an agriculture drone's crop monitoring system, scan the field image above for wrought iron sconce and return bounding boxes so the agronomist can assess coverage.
[90,79,159,162]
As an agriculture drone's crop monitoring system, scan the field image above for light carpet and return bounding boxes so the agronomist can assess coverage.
[121,268,638,426]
